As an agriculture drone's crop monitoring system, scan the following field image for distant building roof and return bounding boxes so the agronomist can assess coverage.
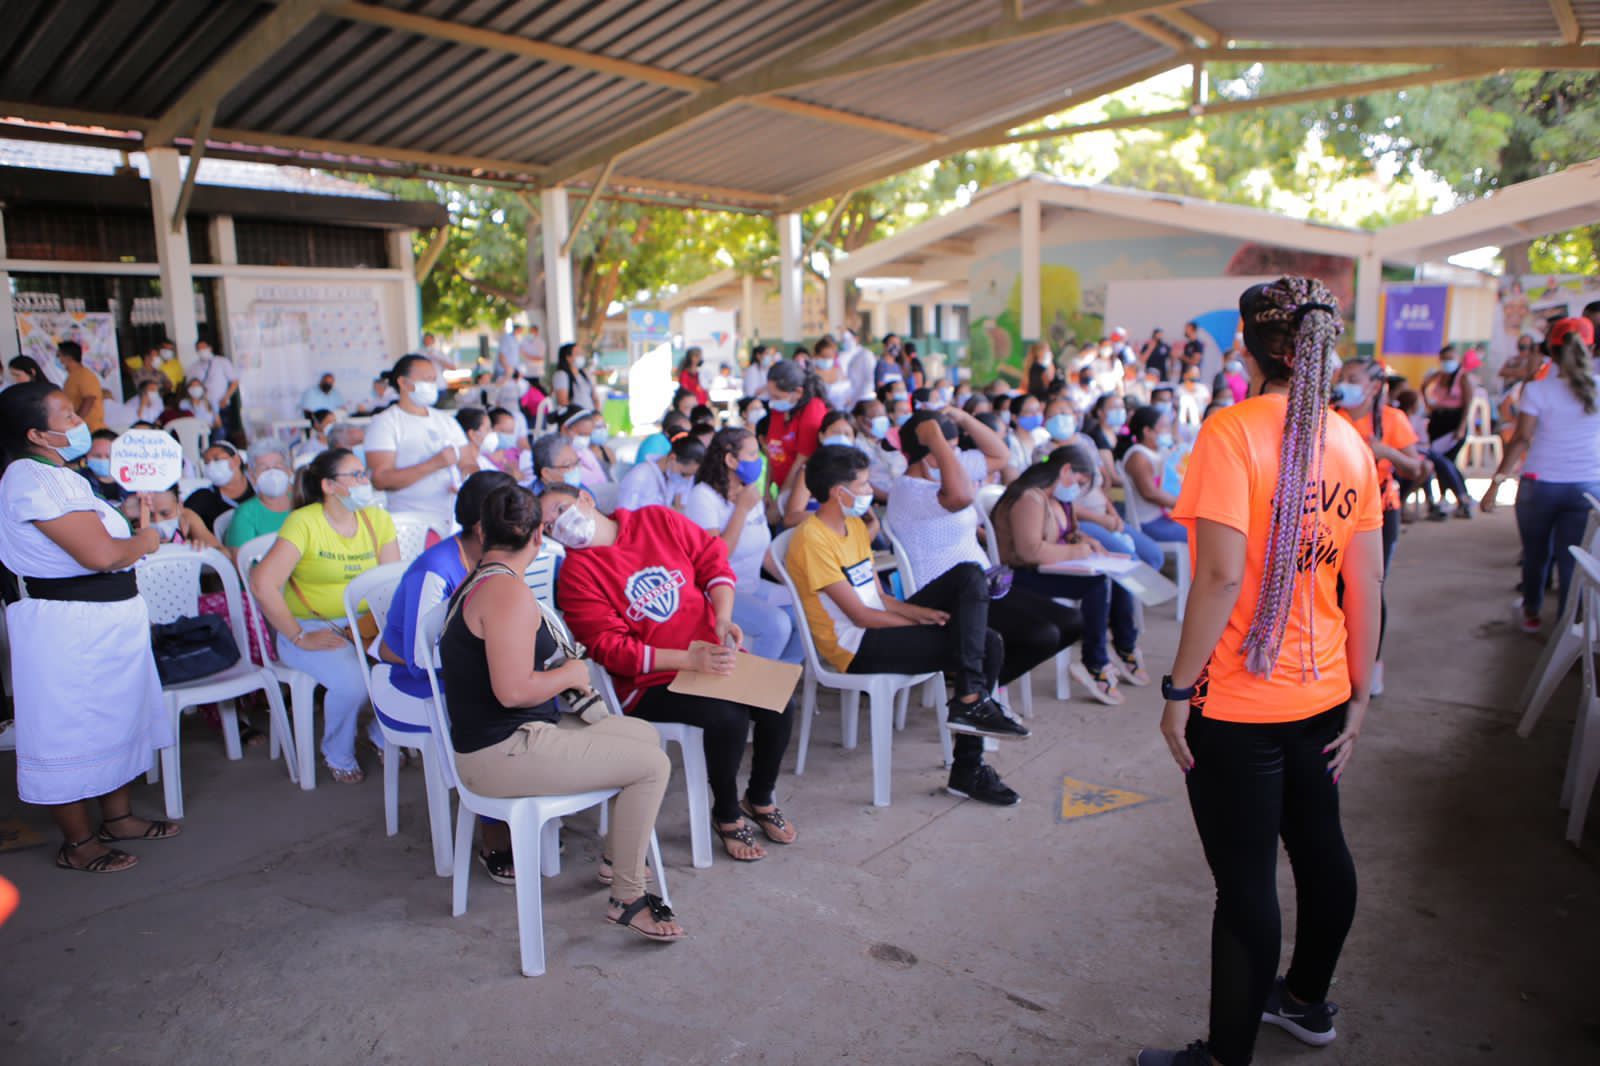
[0,137,389,200]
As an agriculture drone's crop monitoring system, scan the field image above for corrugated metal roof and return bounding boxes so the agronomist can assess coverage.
[0,1,1587,208]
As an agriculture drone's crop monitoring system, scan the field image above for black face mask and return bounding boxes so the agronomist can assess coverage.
[319,382,333,393]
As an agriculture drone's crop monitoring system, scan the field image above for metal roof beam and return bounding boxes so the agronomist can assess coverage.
[996,64,1500,143]
[1205,44,1600,67]
[333,1,938,144]
[145,0,340,146]
[562,157,617,257]
[538,0,945,187]
[1079,0,1189,51]
[1550,0,1584,44]
[170,105,214,233]
[1161,9,1225,47]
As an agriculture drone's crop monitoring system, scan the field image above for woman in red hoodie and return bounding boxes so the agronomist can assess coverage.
[546,484,796,863]
[677,347,710,406]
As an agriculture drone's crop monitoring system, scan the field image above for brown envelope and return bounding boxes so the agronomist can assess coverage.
[668,652,803,713]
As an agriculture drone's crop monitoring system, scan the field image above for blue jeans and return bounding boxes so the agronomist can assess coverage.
[1140,514,1188,543]
[276,619,383,772]
[1515,478,1600,616]
[1078,519,1164,569]
[732,588,803,664]
[1013,568,1139,672]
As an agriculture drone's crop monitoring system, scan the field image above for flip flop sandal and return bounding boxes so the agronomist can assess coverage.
[96,813,182,842]
[325,762,366,785]
[712,819,766,862]
[606,894,685,942]
[477,848,515,886]
[56,835,137,874]
[739,798,797,844]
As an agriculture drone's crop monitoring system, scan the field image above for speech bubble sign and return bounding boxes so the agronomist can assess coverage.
[109,429,184,492]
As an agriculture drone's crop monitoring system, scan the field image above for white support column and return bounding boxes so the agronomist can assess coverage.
[540,187,576,346]
[777,212,803,343]
[826,274,845,337]
[389,229,422,351]
[210,216,237,265]
[741,273,759,350]
[0,207,17,359]
[1019,194,1042,344]
[146,147,199,361]
[1355,250,1381,356]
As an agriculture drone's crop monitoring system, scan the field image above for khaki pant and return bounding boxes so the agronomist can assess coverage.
[455,715,669,900]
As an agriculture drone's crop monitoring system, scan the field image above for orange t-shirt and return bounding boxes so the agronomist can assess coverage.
[63,362,106,431]
[1338,404,1418,512]
[1172,394,1383,724]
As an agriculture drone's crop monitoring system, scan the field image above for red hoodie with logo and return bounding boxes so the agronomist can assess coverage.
[556,506,736,710]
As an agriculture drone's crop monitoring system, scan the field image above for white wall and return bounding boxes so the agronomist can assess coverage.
[1103,275,1278,382]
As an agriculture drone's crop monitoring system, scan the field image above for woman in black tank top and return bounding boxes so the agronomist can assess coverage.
[439,484,685,943]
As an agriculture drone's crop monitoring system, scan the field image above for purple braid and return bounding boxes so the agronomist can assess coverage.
[1239,276,1344,679]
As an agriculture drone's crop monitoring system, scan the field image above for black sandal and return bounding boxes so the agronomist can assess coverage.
[96,813,182,842]
[739,798,797,844]
[476,848,515,885]
[712,819,766,861]
[56,835,137,874]
[605,893,685,942]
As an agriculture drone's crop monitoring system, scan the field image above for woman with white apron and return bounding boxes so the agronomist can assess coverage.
[0,381,177,873]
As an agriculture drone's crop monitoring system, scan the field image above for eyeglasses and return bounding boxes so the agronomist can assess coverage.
[331,470,370,482]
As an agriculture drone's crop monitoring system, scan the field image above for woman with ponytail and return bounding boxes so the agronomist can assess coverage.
[1483,317,1600,632]
[761,358,829,500]
[1139,278,1384,1066]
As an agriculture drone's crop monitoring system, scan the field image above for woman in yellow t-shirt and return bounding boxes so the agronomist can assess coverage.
[251,448,399,784]
[1137,278,1383,1066]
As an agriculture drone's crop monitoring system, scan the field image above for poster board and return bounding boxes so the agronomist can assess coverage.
[231,294,388,422]
[683,308,738,374]
[15,311,122,402]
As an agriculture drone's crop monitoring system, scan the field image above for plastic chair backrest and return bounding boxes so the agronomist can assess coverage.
[235,534,283,654]
[974,484,1003,567]
[880,519,920,597]
[768,528,831,678]
[136,545,253,660]
[1466,393,1494,436]
[1116,456,1146,533]
[212,509,234,546]
[524,541,564,611]
[342,562,407,638]
[415,603,460,792]
[166,416,209,472]
[390,514,434,562]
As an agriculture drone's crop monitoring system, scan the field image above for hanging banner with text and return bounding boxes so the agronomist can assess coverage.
[1379,284,1450,359]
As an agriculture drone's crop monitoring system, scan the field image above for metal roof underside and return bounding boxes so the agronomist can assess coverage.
[0,0,1594,212]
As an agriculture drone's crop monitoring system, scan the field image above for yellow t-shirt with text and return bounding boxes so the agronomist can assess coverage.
[276,503,396,620]
[787,515,885,672]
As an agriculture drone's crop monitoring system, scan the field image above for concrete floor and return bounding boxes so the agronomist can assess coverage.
[2,510,1598,1066]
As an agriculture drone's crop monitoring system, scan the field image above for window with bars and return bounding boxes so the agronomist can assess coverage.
[233,219,390,269]
[2,205,210,263]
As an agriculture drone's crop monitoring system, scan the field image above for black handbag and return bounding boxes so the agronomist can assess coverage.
[151,614,242,686]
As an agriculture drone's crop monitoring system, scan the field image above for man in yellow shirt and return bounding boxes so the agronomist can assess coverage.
[59,341,106,431]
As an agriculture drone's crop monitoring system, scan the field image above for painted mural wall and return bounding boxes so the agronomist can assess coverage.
[967,225,1354,384]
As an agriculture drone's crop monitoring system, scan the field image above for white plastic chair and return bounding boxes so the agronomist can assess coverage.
[770,528,946,807]
[342,564,455,878]
[1459,393,1503,477]
[136,545,299,818]
[1559,546,1600,844]
[212,509,234,546]
[1518,497,1600,739]
[882,518,1032,720]
[1118,455,1191,622]
[389,513,437,562]
[237,534,322,790]
[975,485,1072,701]
[166,416,210,473]
[415,602,671,977]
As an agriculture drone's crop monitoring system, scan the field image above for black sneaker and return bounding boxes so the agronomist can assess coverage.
[946,762,1020,806]
[945,696,1031,739]
[1134,1041,1212,1065]
[1261,976,1338,1046]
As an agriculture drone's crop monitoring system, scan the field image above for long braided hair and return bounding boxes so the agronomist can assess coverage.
[1238,277,1344,679]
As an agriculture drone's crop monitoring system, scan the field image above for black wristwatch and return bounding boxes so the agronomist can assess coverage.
[1161,674,1197,702]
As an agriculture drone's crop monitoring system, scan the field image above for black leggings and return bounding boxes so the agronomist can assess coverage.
[849,561,1000,769]
[1184,705,1357,1066]
[988,586,1082,684]
[1379,507,1399,654]
[633,687,793,825]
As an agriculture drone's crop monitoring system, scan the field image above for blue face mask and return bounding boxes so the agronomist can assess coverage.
[1045,413,1077,441]
[869,415,890,440]
[894,412,911,427]
[86,456,112,478]
[53,422,92,462]
[591,424,609,444]
[1440,359,1460,375]
[1104,409,1127,429]
[769,397,796,413]
[1053,481,1082,506]
[1156,432,1175,450]
[1153,401,1173,418]
[1017,414,1044,432]
[562,467,584,488]
[735,458,765,486]
[821,434,853,449]
[1334,383,1366,408]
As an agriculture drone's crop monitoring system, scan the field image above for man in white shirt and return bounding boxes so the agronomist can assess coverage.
[193,340,240,438]
[844,336,875,410]
[421,332,451,376]
[498,324,522,377]
[299,373,346,416]
[366,355,478,531]
[519,324,546,375]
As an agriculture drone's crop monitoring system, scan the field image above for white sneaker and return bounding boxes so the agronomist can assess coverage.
[1371,661,1384,697]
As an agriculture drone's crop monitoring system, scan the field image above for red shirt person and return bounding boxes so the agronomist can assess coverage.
[761,358,828,497]
[677,347,710,406]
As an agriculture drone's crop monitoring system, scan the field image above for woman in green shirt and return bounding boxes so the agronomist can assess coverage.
[223,439,295,554]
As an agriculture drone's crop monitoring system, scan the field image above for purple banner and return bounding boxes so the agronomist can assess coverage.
[1381,284,1449,357]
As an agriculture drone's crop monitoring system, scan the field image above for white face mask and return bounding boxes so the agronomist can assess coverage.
[549,504,596,549]
[479,431,499,452]
[409,379,439,407]
[571,434,591,450]
[255,467,292,497]
[573,356,588,371]
[204,459,234,486]
[188,386,206,401]
[154,517,181,541]
[344,482,378,510]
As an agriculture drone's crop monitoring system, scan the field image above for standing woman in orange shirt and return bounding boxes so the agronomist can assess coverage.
[1138,278,1384,1066]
